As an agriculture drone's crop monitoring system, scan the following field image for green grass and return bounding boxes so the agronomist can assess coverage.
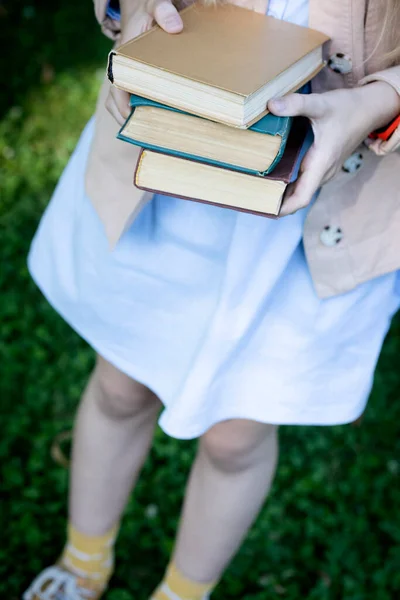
[1,2,400,599]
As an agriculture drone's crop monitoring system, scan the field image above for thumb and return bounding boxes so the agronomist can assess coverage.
[151,0,183,33]
[268,93,326,119]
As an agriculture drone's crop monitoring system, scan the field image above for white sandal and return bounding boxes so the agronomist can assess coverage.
[23,565,105,600]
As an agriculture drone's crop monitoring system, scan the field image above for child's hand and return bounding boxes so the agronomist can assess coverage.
[106,0,184,125]
[268,82,400,216]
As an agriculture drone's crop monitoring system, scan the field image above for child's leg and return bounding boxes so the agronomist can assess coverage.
[152,420,278,599]
[69,355,161,535]
[25,355,161,599]
[63,355,161,585]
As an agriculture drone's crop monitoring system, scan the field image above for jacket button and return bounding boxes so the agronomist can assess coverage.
[342,152,363,173]
[320,225,343,247]
[327,52,352,74]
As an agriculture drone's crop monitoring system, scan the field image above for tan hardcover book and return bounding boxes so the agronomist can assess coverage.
[108,3,329,128]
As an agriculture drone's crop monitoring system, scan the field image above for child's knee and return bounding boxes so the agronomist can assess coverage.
[92,356,160,421]
[200,420,277,473]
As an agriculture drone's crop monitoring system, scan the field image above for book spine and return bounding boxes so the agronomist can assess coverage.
[107,51,116,84]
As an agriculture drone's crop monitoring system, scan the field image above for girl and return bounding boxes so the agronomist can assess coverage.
[24,0,400,599]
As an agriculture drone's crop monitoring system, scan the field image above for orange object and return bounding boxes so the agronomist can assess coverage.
[369,115,400,141]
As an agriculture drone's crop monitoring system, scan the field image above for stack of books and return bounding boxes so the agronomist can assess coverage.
[107,3,328,216]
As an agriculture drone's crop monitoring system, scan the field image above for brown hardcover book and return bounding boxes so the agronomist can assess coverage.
[108,3,329,128]
[134,118,310,216]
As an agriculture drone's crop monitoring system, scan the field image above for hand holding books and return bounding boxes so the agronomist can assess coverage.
[268,81,400,215]
[106,0,184,125]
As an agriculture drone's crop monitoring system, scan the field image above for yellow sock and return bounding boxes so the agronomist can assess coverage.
[59,523,118,590]
[151,562,216,600]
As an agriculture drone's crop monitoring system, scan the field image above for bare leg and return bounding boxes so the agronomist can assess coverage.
[173,419,278,583]
[23,356,162,599]
[70,356,161,535]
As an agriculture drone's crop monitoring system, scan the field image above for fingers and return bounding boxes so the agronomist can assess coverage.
[106,88,131,126]
[280,148,324,216]
[120,0,183,44]
[268,94,329,216]
[108,0,183,123]
[268,93,327,120]
[150,0,183,32]
[280,170,319,216]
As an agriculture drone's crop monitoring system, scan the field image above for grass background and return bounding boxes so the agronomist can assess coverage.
[1,1,400,598]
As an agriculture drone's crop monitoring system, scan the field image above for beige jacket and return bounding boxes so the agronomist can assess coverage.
[86,0,400,298]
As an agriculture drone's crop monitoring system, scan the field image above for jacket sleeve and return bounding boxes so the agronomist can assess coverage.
[93,0,121,41]
[359,65,400,155]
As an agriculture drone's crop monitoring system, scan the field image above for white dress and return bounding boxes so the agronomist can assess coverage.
[28,0,400,439]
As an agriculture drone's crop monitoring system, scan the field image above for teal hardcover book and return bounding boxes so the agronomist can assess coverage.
[117,94,294,176]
